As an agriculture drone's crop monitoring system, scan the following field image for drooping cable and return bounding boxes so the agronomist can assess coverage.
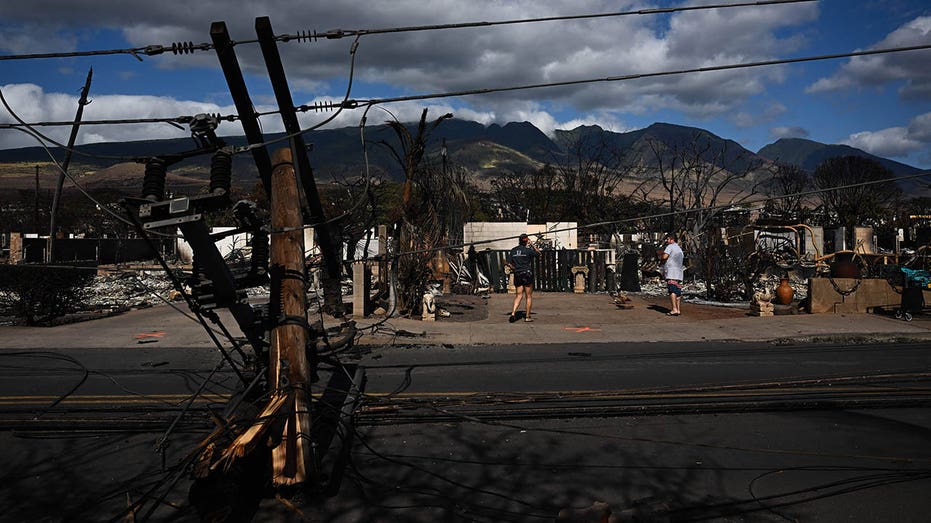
[0,1,817,61]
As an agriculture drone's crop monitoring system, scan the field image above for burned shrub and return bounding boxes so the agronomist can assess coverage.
[0,265,94,325]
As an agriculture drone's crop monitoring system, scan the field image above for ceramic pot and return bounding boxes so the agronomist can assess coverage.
[775,277,794,305]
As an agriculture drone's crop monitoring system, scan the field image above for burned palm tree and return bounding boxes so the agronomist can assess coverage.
[378,109,454,315]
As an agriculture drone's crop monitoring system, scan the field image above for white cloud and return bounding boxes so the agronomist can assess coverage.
[842,111,931,158]
[907,112,931,141]
[0,0,821,141]
[733,112,756,128]
[807,16,931,100]
[0,82,503,150]
[844,128,920,157]
[0,83,246,149]
[556,113,631,135]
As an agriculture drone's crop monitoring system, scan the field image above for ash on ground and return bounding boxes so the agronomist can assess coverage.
[84,270,178,311]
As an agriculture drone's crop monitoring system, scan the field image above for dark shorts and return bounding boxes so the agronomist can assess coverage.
[514,271,534,287]
[667,279,682,296]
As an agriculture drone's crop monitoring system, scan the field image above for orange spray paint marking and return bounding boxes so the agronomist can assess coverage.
[563,327,601,333]
[134,331,166,339]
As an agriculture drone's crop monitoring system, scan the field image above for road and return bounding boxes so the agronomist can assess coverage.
[1,340,930,521]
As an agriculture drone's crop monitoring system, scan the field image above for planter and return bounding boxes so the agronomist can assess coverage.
[775,277,795,305]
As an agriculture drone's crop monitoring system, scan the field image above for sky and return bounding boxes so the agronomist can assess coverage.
[1,0,931,169]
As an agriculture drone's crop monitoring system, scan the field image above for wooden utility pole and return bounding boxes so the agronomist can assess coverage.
[34,165,40,234]
[48,67,93,263]
[256,16,344,315]
[209,22,273,195]
[269,146,315,486]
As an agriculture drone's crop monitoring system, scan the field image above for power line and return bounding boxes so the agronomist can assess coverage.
[2,5,926,252]
[7,40,928,152]
[0,41,212,62]
[0,2,820,131]
[0,1,816,62]
[3,125,175,236]
[275,0,817,41]
[0,114,239,129]
[347,42,931,108]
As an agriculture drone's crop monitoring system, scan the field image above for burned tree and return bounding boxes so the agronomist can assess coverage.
[814,156,901,247]
[761,162,812,222]
[488,131,645,239]
[489,164,561,222]
[633,131,764,299]
[377,109,456,316]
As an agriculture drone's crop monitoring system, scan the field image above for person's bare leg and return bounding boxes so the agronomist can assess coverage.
[511,287,524,316]
[673,293,681,314]
[525,286,534,320]
[669,292,677,314]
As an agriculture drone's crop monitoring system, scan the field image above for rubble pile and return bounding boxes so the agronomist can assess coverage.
[636,273,808,307]
[756,273,808,301]
[637,276,707,298]
[83,270,177,311]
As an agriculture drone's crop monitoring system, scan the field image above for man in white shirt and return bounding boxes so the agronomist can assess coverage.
[660,233,684,316]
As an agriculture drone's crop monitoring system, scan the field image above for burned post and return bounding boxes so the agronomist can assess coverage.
[48,67,92,263]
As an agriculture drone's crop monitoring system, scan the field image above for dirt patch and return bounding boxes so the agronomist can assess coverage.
[436,294,489,322]
[639,294,749,320]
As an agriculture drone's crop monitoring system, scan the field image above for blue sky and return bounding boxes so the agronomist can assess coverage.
[1,0,931,168]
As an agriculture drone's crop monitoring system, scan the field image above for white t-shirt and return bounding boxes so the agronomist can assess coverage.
[663,242,684,281]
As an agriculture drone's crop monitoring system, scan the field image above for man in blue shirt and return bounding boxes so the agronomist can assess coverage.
[507,233,541,322]
[660,233,684,316]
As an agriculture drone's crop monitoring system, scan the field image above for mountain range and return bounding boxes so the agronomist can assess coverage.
[0,120,926,195]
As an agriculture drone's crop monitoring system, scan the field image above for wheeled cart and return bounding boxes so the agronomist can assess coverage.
[895,267,930,322]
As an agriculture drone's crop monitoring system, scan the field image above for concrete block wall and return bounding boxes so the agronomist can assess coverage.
[463,222,578,251]
[535,222,578,249]
[463,222,531,251]
[809,277,912,313]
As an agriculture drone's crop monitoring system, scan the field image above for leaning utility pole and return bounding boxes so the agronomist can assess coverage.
[33,165,40,234]
[255,16,344,315]
[268,146,316,485]
[48,67,92,263]
[209,22,273,195]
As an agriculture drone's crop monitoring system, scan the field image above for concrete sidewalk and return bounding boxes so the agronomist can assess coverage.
[354,291,931,347]
[1,292,930,350]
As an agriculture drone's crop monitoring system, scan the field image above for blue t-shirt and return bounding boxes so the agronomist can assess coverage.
[508,244,538,274]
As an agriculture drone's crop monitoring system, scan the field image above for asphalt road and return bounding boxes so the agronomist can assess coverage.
[1,340,930,522]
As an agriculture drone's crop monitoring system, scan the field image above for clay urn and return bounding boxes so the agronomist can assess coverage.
[775,277,795,305]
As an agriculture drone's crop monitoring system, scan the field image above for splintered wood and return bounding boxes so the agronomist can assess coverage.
[213,392,289,472]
